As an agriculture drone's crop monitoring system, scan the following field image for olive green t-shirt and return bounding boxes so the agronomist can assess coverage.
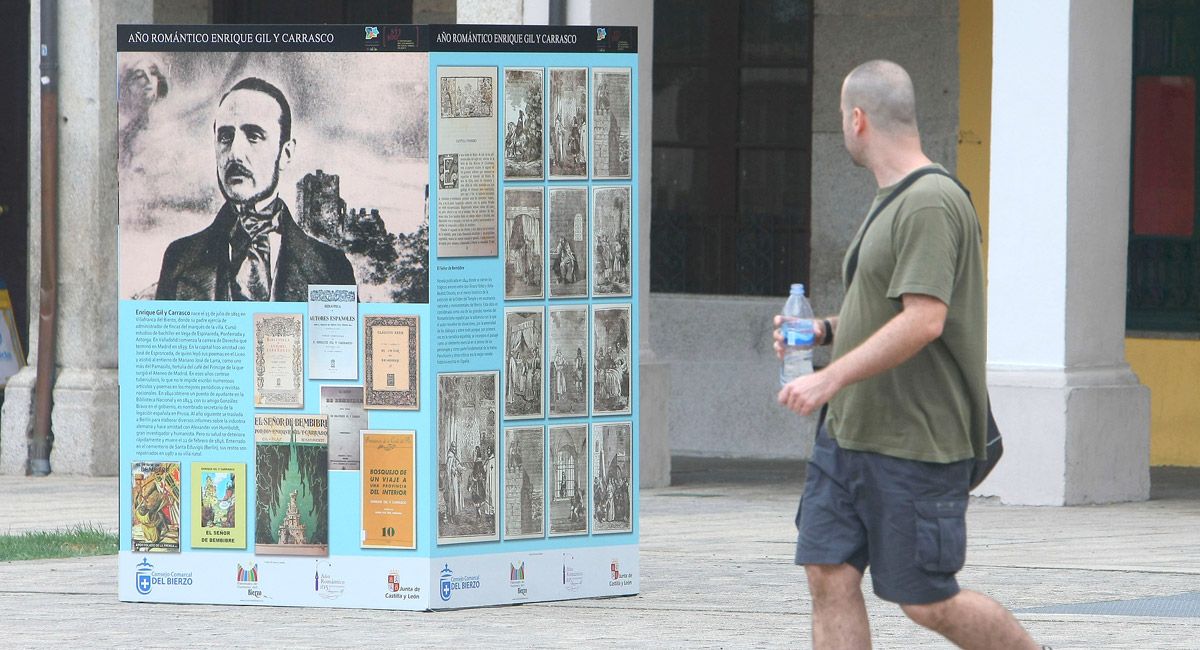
[826,166,988,463]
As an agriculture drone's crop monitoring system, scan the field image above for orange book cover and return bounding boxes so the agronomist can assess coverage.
[360,430,416,549]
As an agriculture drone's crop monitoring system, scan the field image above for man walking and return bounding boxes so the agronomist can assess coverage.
[776,60,1039,649]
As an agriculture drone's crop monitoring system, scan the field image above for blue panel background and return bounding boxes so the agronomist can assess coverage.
[119,300,432,555]
[427,50,640,559]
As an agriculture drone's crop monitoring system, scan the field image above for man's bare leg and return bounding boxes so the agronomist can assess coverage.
[901,589,1039,650]
[805,563,871,650]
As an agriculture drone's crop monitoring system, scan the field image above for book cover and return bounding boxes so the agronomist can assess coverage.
[360,430,416,549]
[321,385,368,471]
[190,462,246,549]
[254,415,330,556]
[131,461,181,552]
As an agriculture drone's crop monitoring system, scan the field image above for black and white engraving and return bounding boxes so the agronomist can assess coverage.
[504,188,545,299]
[591,67,631,179]
[435,66,499,258]
[503,426,545,540]
[549,68,588,179]
[592,421,633,534]
[592,186,632,297]
[437,371,500,544]
[548,306,588,418]
[504,307,544,420]
[504,68,544,180]
[438,153,459,190]
[548,424,588,537]
[592,304,632,416]
[440,75,495,119]
[548,187,588,298]
[118,52,430,303]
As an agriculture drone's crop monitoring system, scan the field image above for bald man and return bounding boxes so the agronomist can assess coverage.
[774,61,1040,649]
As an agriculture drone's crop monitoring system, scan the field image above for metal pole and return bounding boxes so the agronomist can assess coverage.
[30,0,58,476]
[549,0,567,26]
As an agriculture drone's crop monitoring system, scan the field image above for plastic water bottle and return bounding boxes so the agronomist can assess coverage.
[779,283,815,386]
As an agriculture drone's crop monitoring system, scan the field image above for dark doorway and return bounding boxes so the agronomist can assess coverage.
[651,0,814,296]
[213,0,413,23]
[0,2,31,356]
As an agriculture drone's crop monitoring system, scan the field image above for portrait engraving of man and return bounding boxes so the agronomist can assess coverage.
[155,77,355,302]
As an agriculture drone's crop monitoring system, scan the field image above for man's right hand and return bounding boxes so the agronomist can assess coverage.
[774,315,826,359]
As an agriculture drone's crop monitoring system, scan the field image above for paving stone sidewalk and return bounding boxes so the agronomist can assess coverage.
[1,471,1198,648]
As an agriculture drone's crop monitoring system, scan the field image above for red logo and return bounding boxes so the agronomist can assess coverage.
[387,572,401,592]
[610,560,620,581]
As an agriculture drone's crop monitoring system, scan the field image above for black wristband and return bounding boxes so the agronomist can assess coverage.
[822,319,833,346]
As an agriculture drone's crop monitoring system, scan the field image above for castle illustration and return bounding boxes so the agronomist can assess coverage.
[295,169,385,246]
[277,489,307,545]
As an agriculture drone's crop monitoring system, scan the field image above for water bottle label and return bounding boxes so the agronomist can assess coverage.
[784,327,814,346]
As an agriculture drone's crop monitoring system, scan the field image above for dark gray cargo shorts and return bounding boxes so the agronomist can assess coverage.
[795,424,973,605]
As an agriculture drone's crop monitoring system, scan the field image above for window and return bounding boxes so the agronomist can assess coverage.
[1129,1,1200,331]
[651,0,813,296]
[553,449,575,501]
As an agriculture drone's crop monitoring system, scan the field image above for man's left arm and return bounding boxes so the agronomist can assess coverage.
[777,293,946,416]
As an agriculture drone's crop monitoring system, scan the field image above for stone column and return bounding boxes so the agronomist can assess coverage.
[0,0,151,475]
[457,0,523,24]
[986,0,1149,504]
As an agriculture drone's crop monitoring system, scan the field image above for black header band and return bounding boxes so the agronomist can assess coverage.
[428,25,636,53]
[118,24,637,54]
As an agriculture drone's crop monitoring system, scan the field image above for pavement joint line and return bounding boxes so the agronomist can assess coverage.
[1014,613,1200,624]
[538,602,814,616]
[966,564,1200,576]
[0,590,111,597]
[976,533,1183,543]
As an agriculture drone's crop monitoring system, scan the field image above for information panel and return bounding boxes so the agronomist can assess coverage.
[116,23,639,610]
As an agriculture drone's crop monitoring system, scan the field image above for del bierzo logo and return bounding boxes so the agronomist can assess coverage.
[135,558,194,595]
[509,561,528,600]
[237,562,264,600]
[609,559,633,588]
[439,564,481,602]
[386,569,421,600]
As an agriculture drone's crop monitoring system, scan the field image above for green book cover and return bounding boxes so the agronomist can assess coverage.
[254,415,330,556]
[190,462,246,549]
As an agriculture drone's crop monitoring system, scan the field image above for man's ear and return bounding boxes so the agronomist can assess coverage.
[852,107,866,135]
[279,138,296,170]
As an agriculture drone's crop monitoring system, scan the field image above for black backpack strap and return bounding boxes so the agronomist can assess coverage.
[845,167,973,286]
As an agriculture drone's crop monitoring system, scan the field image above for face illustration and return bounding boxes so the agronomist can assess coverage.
[214,89,293,205]
[121,59,164,106]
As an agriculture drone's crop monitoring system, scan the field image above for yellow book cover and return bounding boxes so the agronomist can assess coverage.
[191,462,246,549]
[361,430,416,549]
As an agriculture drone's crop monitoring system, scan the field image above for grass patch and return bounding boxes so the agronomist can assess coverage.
[0,524,118,561]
